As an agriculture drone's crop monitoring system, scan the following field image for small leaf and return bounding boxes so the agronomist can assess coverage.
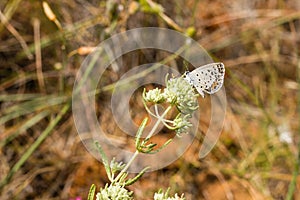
[148,139,172,154]
[125,167,150,186]
[137,139,157,153]
[135,117,148,148]
[95,141,112,181]
[165,187,171,197]
[110,158,125,174]
[146,143,157,149]
[87,184,96,200]
[118,172,129,184]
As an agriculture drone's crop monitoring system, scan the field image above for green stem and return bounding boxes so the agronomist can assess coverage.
[145,105,172,140]
[113,105,172,183]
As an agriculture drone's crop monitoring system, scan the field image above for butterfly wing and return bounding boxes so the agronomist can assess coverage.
[188,63,225,96]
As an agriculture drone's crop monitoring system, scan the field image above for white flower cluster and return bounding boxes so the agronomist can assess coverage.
[96,183,133,200]
[163,76,198,115]
[172,114,192,136]
[143,75,198,136]
[143,88,165,103]
[143,76,198,115]
[154,189,185,200]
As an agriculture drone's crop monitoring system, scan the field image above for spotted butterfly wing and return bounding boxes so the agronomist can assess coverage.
[184,63,225,97]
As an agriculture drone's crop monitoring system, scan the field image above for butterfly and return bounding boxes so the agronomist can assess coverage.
[183,62,225,98]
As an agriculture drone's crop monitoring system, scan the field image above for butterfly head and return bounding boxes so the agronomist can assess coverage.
[183,71,194,86]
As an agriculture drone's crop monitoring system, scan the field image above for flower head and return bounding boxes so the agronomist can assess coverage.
[96,183,133,200]
[143,88,165,103]
[172,114,193,136]
[163,76,198,115]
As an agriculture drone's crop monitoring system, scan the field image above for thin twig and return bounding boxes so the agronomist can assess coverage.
[0,0,23,33]
[146,0,184,32]
[33,18,46,93]
[0,9,33,60]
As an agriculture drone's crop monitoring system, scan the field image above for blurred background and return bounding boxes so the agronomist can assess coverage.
[0,0,299,199]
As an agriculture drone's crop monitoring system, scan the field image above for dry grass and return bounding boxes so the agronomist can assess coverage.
[0,0,299,199]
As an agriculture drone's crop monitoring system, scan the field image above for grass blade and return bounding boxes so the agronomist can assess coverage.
[0,110,50,148]
[0,95,67,125]
[0,102,70,189]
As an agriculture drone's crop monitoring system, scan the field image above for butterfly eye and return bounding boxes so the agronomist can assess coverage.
[183,71,189,77]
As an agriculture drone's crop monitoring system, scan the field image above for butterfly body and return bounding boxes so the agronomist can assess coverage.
[184,62,225,98]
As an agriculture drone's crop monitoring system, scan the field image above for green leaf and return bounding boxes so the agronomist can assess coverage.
[148,139,172,154]
[138,143,156,153]
[87,184,96,200]
[145,143,157,149]
[117,172,129,184]
[125,167,150,186]
[165,187,171,197]
[95,141,112,181]
[135,117,148,148]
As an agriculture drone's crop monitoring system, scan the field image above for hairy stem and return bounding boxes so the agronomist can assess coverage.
[113,105,172,183]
